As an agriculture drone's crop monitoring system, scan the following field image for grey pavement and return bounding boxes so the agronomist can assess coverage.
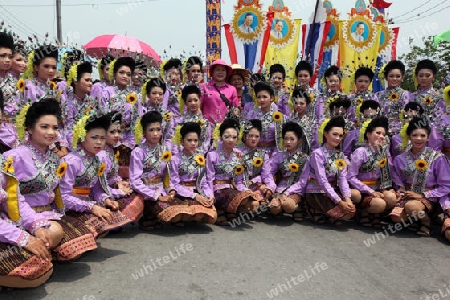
[1,216,449,300]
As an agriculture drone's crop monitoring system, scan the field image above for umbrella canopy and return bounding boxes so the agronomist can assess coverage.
[83,34,161,66]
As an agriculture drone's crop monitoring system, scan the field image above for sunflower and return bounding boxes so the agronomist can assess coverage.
[56,162,68,178]
[163,112,172,121]
[49,81,57,90]
[378,157,387,168]
[388,93,399,101]
[3,156,14,173]
[161,151,172,162]
[272,111,282,123]
[126,93,137,105]
[309,93,315,103]
[289,163,299,173]
[253,157,263,168]
[355,97,363,107]
[114,151,120,163]
[422,96,433,106]
[415,159,428,171]
[335,159,346,171]
[343,129,348,137]
[175,89,182,98]
[195,155,205,166]
[234,165,244,175]
[97,163,106,176]
[16,78,25,93]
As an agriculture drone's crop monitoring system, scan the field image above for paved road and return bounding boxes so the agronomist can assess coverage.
[1,216,449,300]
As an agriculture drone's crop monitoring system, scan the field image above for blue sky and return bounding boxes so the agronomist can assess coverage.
[1,0,448,63]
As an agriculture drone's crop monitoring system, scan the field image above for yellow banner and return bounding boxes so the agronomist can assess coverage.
[338,18,381,94]
[264,18,301,90]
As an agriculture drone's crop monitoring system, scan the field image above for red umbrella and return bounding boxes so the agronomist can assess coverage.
[83,34,161,65]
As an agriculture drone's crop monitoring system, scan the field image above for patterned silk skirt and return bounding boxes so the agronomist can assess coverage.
[32,206,98,262]
[214,188,254,213]
[305,193,353,220]
[0,242,53,288]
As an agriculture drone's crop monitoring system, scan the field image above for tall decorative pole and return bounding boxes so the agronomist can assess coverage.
[206,0,222,79]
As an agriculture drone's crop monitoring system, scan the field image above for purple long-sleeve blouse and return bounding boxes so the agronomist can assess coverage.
[97,146,125,199]
[4,142,63,220]
[304,146,351,203]
[59,149,110,212]
[243,106,278,154]
[168,152,208,198]
[129,143,168,201]
[203,147,247,198]
[348,145,392,194]
[265,149,308,196]
[101,85,142,148]
[392,147,450,204]
[376,87,413,135]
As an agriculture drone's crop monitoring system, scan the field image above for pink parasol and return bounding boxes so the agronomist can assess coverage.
[83,34,161,65]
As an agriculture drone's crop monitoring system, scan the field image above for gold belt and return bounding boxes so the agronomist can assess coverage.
[181,181,196,187]
[213,180,232,184]
[361,180,380,186]
[142,176,162,185]
[443,146,450,153]
[72,187,91,196]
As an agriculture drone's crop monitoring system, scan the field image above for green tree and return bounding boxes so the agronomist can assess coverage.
[399,36,450,92]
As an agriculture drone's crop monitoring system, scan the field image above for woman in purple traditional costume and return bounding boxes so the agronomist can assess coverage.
[242,82,280,155]
[347,116,397,228]
[90,54,114,101]
[167,122,216,225]
[101,57,141,178]
[347,67,379,123]
[130,111,189,230]
[161,58,183,118]
[60,114,132,237]
[203,118,255,225]
[97,111,144,224]
[0,165,55,288]
[0,33,24,151]
[269,64,290,116]
[61,61,98,150]
[286,88,318,153]
[5,98,99,261]
[266,122,308,221]
[237,119,272,213]
[375,60,413,135]
[173,85,211,155]
[294,61,320,120]
[391,117,450,237]
[303,117,358,225]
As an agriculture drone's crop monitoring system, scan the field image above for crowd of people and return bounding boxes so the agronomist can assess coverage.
[0,29,450,288]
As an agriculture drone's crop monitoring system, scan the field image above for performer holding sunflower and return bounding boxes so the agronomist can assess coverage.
[60,113,133,237]
[4,98,102,261]
[265,122,308,221]
[347,117,397,228]
[97,111,144,224]
[391,117,450,237]
[129,111,178,230]
[375,60,413,135]
[167,122,217,225]
[303,117,359,225]
[242,81,280,155]
[101,57,141,149]
[61,61,99,151]
[203,118,255,225]
[237,119,272,213]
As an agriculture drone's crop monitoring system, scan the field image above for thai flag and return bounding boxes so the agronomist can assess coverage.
[224,12,274,73]
[301,21,331,85]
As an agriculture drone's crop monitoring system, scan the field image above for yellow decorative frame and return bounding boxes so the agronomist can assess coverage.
[268,13,296,49]
[341,14,377,53]
[231,6,266,44]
